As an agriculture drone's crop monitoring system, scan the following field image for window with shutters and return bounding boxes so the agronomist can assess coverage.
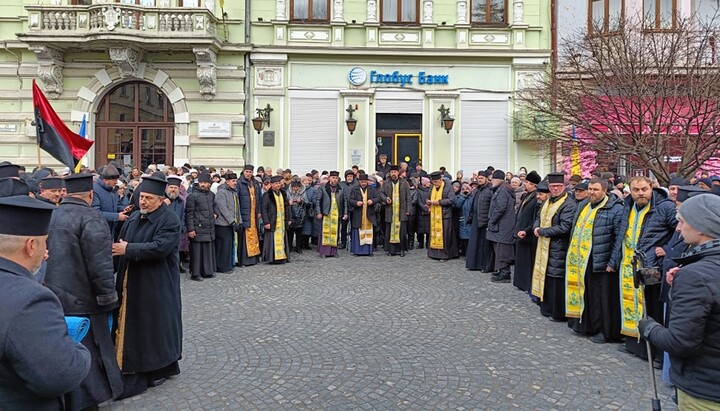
[460,101,509,173]
[289,97,339,172]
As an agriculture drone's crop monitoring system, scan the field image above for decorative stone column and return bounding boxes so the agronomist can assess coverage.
[29,46,64,99]
[276,0,287,20]
[513,0,524,25]
[194,47,217,101]
[456,0,468,25]
[422,0,434,24]
[332,0,344,22]
[367,0,378,23]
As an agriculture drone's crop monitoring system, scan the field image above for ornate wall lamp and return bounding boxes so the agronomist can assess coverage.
[252,103,273,134]
[438,104,455,133]
[345,104,358,135]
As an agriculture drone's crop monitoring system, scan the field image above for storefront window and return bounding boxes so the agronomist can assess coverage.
[471,0,506,25]
[381,0,418,24]
[589,0,624,35]
[291,0,329,21]
[644,0,676,30]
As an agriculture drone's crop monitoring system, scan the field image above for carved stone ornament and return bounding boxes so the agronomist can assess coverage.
[456,0,468,24]
[103,6,121,31]
[513,0,523,24]
[332,0,344,22]
[422,0,433,24]
[29,46,64,99]
[367,0,378,22]
[194,47,217,101]
[276,0,287,20]
[109,47,143,78]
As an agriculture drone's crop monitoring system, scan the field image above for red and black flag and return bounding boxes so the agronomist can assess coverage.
[32,80,93,171]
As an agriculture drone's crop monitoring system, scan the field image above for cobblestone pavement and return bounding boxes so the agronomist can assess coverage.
[103,247,677,410]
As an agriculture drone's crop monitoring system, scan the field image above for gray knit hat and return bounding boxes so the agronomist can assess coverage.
[678,194,720,238]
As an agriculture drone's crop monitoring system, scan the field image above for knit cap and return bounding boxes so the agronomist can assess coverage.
[678,194,720,238]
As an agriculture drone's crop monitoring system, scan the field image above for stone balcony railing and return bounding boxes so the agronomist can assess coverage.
[21,3,224,50]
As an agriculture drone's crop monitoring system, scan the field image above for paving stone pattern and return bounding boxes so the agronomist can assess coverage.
[104,248,677,410]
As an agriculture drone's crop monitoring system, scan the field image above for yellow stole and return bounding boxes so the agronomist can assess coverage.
[322,188,339,247]
[245,183,261,257]
[390,181,401,243]
[531,193,569,301]
[273,192,287,260]
[566,196,609,318]
[620,203,650,338]
[429,181,445,249]
[359,188,374,246]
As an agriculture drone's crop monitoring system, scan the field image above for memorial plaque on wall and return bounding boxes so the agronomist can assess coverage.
[198,121,231,138]
[263,131,275,146]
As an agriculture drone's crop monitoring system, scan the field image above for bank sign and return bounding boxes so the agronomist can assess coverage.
[348,67,449,87]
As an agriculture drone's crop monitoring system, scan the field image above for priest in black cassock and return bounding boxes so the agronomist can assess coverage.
[512,170,542,291]
[379,165,412,257]
[466,171,493,271]
[349,174,381,256]
[261,175,291,264]
[237,165,262,267]
[111,176,182,399]
[426,171,457,261]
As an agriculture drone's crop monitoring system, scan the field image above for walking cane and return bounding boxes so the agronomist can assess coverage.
[632,253,662,411]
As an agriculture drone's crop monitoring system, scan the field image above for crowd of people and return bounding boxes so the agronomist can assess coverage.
[0,156,719,410]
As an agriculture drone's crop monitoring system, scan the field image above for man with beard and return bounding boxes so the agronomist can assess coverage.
[532,172,577,321]
[379,165,412,257]
[314,171,348,258]
[37,176,64,206]
[237,165,262,267]
[619,176,677,362]
[487,170,517,283]
[426,171,457,261]
[261,175,291,264]
[185,172,216,281]
[513,171,542,291]
[214,173,241,273]
[165,176,187,272]
[0,195,91,410]
[466,170,494,271]
[565,178,626,343]
[111,176,182,399]
[339,170,356,249]
[415,177,431,249]
[45,173,123,409]
[349,174,381,256]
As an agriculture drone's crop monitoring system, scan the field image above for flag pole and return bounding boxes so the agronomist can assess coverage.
[36,142,42,169]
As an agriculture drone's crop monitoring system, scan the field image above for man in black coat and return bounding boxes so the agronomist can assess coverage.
[338,170,357,249]
[513,170,542,291]
[0,195,91,410]
[45,174,123,408]
[426,172,457,261]
[639,194,720,408]
[532,172,577,321]
[487,169,517,283]
[185,172,216,280]
[111,176,183,399]
[466,171,493,271]
[261,175,292,264]
[379,165,412,257]
[565,178,627,343]
[348,174,381,256]
[165,176,187,272]
[237,165,262,266]
[375,153,392,179]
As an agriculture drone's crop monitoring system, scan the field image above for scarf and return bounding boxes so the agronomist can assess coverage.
[245,182,261,257]
[566,196,609,318]
[359,187,373,246]
[322,187,340,247]
[430,181,445,250]
[390,181,401,243]
[620,203,651,338]
[531,193,568,301]
[273,191,287,260]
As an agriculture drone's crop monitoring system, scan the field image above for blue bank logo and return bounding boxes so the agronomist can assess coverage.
[348,67,368,86]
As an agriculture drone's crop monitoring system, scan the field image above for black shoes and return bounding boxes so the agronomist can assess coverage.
[190,276,203,282]
[400,251,406,257]
[491,272,511,283]
[590,333,607,344]
[202,274,215,279]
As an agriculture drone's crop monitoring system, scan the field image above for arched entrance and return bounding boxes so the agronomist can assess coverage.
[95,81,175,171]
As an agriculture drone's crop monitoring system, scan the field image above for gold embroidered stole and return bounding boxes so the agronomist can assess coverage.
[390,182,401,243]
[620,203,650,338]
[359,188,374,246]
[245,183,261,257]
[322,189,340,247]
[531,193,569,301]
[429,181,445,250]
[115,266,129,370]
[273,192,287,260]
[566,196,609,318]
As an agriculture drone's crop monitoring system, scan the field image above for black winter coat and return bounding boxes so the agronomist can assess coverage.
[379,178,412,222]
[349,185,381,228]
[467,183,492,228]
[238,177,262,229]
[625,188,677,268]
[261,189,291,232]
[514,190,538,243]
[534,194,577,278]
[185,187,216,242]
[45,197,119,315]
[646,245,720,403]
[416,186,431,234]
[487,183,516,244]
[569,194,627,272]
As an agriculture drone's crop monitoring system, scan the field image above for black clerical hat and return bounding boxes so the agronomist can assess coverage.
[677,185,706,203]
[197,172,212,183]
[39,177,64,190]
[167,176,182,187]
[270,175,283,183]
[547,173,565,184]
[526,171,542,185]
[0,195,56,236]
[329,171,340,177]
[430,171,443,180]
[139,176,167,196]
[0,163,20,178]
[0,177,30,197]
[64,174,93,193]
[244,164,254,171]
[537,181,550,193]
